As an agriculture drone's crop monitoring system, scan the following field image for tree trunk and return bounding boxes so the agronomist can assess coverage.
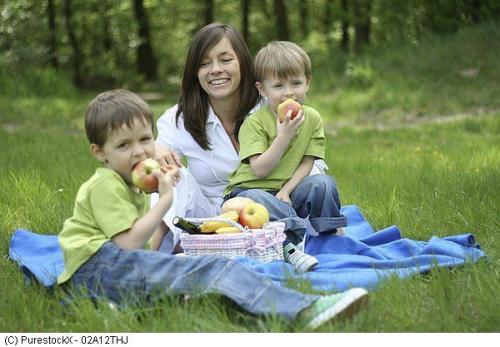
[340,0,350,53]
[204,0,214,26]
[273,0,290,41]
[323,0,333,48]
[101,0,113,51]
[242,0,250,43]
[299,0,309,39]
[47,0,59,68]
[354,0,371,54]
[132,0,157,81]
[63,0,83,86]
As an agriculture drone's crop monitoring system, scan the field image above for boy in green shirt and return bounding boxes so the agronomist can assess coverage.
[57,88,367,329]
[225,41,347,273]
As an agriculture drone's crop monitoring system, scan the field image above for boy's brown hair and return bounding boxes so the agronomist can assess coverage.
[85,89,154,146]
[254,41,312,82]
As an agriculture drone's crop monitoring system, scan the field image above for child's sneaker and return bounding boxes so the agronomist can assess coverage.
[298,287,369,330]
[283,243,318,273]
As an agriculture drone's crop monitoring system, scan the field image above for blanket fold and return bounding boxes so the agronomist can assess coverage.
[8,205,485,291]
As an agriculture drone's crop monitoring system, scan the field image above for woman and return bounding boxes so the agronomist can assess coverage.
[154,23,339,254]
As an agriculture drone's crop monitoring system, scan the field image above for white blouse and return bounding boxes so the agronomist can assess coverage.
[156,104,241,207]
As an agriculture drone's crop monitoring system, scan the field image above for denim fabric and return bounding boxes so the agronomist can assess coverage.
[227,175,347,244]
[69,242,319,319]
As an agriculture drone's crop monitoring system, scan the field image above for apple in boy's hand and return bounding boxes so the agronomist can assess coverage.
[277,99,303,123]
[239,202,270,229]
[131,158,161,193]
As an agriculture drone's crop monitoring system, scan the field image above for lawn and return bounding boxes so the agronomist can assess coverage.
[1,22,499,332]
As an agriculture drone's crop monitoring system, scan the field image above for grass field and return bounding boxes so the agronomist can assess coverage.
[1,23,499,332]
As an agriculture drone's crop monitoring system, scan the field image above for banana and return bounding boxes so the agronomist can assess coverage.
[214,226,241,234]
[199,211,239,233]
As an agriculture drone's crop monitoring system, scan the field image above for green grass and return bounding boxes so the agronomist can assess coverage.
[1,103,498,332]
[310,21,500,125]
[1,22,500,332]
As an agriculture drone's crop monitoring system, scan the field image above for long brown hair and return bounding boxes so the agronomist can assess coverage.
[176,23,259,150]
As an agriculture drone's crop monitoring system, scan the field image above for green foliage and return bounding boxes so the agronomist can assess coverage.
[1,0,499,90]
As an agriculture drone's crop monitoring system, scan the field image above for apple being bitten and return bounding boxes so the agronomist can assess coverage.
[277,99,303,123]
[131,158,161,193]
[239,202,270,229]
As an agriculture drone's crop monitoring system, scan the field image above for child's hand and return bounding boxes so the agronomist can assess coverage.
[161,164,181,185]
[276,189,292,205]
[276,109,305,142]
[154,165,180,196]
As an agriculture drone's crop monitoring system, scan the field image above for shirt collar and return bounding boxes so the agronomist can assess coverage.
[206,105,219,125]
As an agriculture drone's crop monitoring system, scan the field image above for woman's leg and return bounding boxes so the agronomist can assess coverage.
[69,242,319,319]
[290,175,347,234]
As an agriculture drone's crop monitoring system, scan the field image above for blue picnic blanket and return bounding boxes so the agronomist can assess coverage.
[9,205,485,291]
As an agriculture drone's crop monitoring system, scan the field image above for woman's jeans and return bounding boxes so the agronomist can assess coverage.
[227,175,347,245]
[69,242,319,319]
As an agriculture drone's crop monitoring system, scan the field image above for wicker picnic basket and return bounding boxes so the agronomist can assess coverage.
[179,221,286,262]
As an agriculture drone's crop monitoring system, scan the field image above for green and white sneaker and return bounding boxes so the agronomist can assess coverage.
[284,243,319,273]
[298,288,369,330]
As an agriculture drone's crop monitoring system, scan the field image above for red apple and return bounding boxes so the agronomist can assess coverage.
[131,158,161,193]
[239,202,270,229]
[277,99,303,123]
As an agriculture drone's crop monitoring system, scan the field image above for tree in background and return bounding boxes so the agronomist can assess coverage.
[299,0,309,39]
[274,0,290,40]
[340,0,350,53]
[63,0,83,86]
[133,0,157,81]
[204,0,215,26]
[353,0,372,53]
[47,0,59,68]
[2,0,499,90]
[242,0,251,43]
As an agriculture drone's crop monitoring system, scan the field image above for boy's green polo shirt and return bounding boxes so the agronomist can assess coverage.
[57,168,149,284]
[225,105,325,196]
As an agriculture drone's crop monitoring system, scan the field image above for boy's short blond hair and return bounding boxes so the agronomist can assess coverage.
[254,41,312,82]
[85,89,154,146]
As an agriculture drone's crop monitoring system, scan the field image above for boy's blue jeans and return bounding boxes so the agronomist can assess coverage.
[227,175,348,245]
[68,242,319,319]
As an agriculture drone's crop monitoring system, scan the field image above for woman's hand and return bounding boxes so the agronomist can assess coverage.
[276,109,305,143]
[155,143,183,168]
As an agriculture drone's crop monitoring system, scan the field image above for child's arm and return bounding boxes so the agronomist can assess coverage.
[112,167,178,250]
[148,222,169,251]
[249,110,304,178]
[276,156,315,204]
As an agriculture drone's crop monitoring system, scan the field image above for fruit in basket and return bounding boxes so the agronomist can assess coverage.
[131,158,161,193]
[199,210,239,233]
[221,197,255,214]
[214,226,241,234]
[277,98,303,123]
[239,202,269,229]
